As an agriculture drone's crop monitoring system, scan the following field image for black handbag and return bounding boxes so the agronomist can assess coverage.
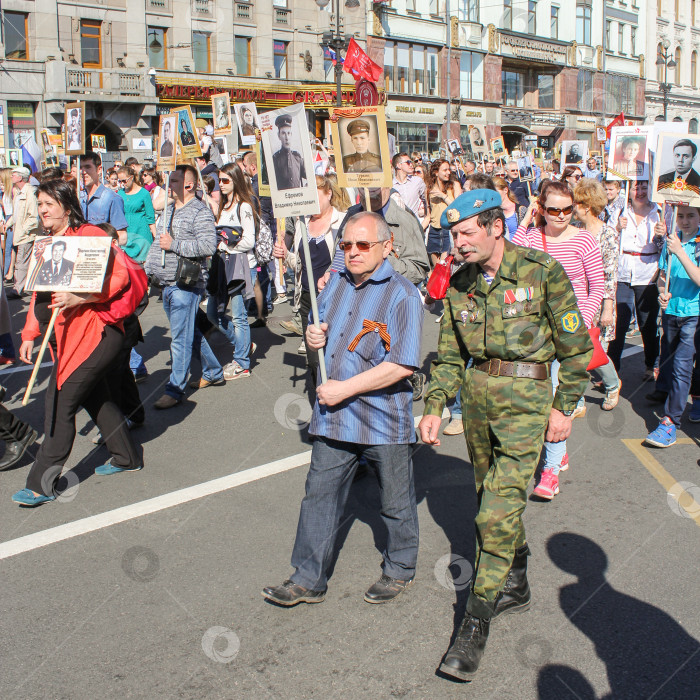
[175,256,202,287]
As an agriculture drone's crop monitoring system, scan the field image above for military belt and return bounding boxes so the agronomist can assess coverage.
[475,358,550,380]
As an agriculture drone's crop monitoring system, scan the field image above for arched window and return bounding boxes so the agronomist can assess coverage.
[675,47,682,85]
[692,51,697,88]
[690,118,699,134]
[657,42,664,82]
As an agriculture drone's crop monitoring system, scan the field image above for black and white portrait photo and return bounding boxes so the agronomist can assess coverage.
[468,125,488,153]
[64,102,86,156]
[158,115,177,169]
[447,139,464,157]
[652,133,700,205]
[271,113,307,191]
[234,102,260,147]
[561,140,588,167]
[38,239,74,286]
[212,93,232,137]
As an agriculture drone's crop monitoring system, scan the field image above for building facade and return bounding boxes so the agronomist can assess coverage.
[645,0,700,129]
[0,0,367,163]
[368,0,647,156]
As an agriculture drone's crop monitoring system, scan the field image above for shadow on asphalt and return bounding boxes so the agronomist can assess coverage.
[537,533,700,699]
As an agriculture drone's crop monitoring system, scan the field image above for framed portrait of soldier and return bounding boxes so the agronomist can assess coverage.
[447,139,464,157]
[490,136,506,158]
[64,102,86,156]
[651,133,700,205]
[173,106,201,160]
[467,124,488,153]
[517,155,534,181]
[330,105,391,188]
[157,114,177,171]
[234,102,260,147]
[25,236,112,293]
[90,134,106,154]
[259,102,319,218]
[607,126,652,181]
[211,93,233,137]
[561,140,588,168]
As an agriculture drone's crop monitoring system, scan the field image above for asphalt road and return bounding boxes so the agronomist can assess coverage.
[1,293,699,700]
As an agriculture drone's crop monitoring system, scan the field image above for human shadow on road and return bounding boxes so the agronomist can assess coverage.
[537,532,700,700]
[326,443,476,627]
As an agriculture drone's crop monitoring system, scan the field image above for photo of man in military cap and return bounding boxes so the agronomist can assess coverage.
[342,118,383,174]
[272,113,307,190]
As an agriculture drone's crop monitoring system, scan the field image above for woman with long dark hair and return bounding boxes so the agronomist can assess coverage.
[513,179,604,500]
[426,158,462,267]
[192,163,257,385]
[12,179,141,507]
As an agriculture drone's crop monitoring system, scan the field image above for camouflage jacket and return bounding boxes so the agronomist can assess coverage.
[424,239,593,416]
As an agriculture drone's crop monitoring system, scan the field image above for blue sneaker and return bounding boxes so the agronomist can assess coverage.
[644,419,677,448]
[12,488,56,507]
[94,463,143,476]
[689,398,700,423]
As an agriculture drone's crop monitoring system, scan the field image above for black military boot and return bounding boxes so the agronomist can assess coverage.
[0,407,38,471]
[493,544,531,619]
[439,614,491,681]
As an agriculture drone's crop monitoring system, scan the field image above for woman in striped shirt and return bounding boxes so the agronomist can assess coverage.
[513,179,605,500]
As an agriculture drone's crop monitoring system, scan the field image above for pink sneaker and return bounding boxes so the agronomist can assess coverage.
[533,468,560,500]
[559,453,569,471]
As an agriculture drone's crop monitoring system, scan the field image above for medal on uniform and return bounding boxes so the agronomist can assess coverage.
[504,289,516,304]
[461,310,469,325]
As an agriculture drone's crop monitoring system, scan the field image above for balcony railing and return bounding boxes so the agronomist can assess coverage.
[147,0,171,11]
[193,0,213,17]
[236,2,252,19]
[66,67,144,95]
[274,8,291,24]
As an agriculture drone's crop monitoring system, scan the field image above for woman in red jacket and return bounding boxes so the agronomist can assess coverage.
[12,179,141,507]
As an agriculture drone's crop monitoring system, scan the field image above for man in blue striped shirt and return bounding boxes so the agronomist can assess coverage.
[262,211,423,607]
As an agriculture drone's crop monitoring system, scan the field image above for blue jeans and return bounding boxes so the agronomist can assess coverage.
[3,225,13,276]
[290,437,419,591]
[194,293,251,380]
[129,348,146,375]
[162,283,202,399]
[656,314,699,426]
[544,360,584,475]
[450,387,462,418]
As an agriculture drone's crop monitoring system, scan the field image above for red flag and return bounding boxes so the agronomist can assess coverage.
[606,113,625,140]
[343,38,382,83]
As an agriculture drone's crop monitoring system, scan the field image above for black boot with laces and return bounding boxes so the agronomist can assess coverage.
[439,614,490,681]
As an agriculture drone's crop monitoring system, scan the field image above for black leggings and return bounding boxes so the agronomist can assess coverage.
[26,325,141,495]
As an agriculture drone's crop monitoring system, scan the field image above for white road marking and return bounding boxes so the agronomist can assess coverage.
[0,361,52,376]
[0,450,312,561]
[621,345,643,359]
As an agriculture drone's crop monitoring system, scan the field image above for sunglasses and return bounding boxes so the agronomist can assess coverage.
[219,177,232,184]
[338,240,383,252]
[413,159,421,163]
[401,160,412,165]
[117,178,131,184]
[545,205,574,217]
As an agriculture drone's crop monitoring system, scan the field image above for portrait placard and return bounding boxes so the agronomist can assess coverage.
[447,139,464,157]
[64,102,86,156]
[651,133,700,205]
[259,102,319,218]
[561,140,588,168]
[173,106,201,160]
[7,149,22,167]
[25,236,112,293]
[468,125,488,154]
[330,105,391,188]
[157,114,177,171]
[90,134,106,153]
[596,127,607,143]
[234,102,260,146]
[531,147,543,163]
[517,155,535,181]
[490,137,506,158]
[606,126,652,181]
[211,93,233,137]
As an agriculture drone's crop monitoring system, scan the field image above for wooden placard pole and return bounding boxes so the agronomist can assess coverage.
[363,187,371,211]
[161,170,170,267]
[298,217,327,384]
[22,307,59,406]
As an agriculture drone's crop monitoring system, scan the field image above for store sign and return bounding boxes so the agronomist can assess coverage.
[386,101,446,123]
[499,33,568,65]
[156,80,385,109]
[461,108,485,122]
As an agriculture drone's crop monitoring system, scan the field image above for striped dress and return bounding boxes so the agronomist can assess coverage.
[512,225,605,329]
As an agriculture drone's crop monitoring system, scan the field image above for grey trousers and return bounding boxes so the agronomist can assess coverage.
[290,437,419,591]
[13,241,33,294]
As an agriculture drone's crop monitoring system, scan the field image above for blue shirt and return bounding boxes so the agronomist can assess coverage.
[659,236,700,317]
[80,184,128,230]
[309,258,423,445]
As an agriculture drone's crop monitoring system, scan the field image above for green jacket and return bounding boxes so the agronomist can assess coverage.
[424,239,593,416]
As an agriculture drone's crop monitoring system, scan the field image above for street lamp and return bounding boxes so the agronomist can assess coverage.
[316,0,356,107]
[656,38,677,120]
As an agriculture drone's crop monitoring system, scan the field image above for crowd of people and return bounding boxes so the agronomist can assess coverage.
[0,121,697,680]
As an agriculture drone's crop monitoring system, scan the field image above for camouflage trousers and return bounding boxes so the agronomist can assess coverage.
[462,368,552,620]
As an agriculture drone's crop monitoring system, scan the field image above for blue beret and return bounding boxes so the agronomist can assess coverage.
[440,189,502,229]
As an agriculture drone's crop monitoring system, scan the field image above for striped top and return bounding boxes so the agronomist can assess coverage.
[309,258,423,445]
[512,225,605,328]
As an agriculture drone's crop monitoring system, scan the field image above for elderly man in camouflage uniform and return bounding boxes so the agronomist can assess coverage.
[418,189,592,681]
